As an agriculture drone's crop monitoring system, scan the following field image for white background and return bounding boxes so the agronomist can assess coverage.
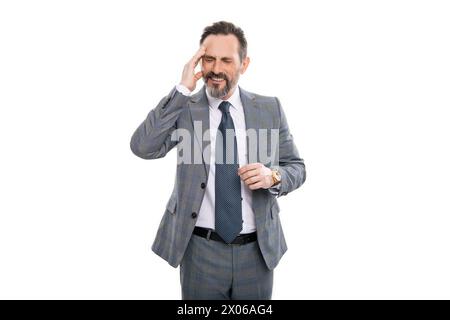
[1,0,449,299]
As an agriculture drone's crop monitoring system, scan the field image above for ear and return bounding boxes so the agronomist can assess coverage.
[240,56,250,75]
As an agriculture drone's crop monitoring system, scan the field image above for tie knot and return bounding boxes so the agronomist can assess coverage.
[218,101,231,114]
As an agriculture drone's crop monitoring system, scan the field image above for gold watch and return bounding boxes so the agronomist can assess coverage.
[271,168,281,186]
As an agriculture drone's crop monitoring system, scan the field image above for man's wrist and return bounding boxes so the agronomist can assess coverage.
[271,168,281,186]
[176,83,193,96]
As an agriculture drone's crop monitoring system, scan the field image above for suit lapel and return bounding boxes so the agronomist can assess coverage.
[240,86,260,165]
[188,86,210,176]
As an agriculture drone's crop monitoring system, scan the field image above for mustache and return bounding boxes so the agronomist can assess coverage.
[205,72,229,81]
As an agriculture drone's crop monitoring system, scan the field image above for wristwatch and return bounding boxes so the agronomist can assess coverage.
[271,168,281,186]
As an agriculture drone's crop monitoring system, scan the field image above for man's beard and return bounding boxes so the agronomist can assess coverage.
[203,71,238,99]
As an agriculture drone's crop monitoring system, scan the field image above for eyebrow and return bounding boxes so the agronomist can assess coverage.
[203,55,233,61]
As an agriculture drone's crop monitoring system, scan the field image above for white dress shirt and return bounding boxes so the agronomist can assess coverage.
[175,83,281,233]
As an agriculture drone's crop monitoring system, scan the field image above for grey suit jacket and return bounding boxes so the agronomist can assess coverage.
[130,85,306,270]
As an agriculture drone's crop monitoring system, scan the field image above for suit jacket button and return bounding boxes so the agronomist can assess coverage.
[191,212,198,218]
[200,182,206,189]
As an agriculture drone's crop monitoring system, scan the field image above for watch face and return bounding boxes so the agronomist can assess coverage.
[273,170,281,183]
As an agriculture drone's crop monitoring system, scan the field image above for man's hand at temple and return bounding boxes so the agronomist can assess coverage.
[180,46,206,92]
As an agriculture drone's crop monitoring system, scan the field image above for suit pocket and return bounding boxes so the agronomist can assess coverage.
[270,201,280,220]
[165,195,177,215]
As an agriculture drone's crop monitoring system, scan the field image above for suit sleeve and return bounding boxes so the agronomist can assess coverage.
[270,97,306,198]
[130,86,190,159]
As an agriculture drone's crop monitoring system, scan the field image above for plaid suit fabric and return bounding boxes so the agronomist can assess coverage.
[180,234,273,300]
[130,85,306,270]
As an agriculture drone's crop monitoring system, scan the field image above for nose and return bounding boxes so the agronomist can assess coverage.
[212,61,222,75]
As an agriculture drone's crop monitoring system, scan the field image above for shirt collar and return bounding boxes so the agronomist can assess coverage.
[205,84,241,111]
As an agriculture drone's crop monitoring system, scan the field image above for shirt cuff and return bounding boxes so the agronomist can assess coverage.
[268,183,281,196]
[176,84,192,96]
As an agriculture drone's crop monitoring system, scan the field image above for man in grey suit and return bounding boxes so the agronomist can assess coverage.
[130,21,306,300]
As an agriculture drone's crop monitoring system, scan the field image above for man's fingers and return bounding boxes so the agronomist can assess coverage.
[189,54,201,67]
[190,46,206,66]
[240,168,259,181]
[249,181,263,190]
[237,163,272,190]
[180,46,206,91]
[194,45,206,57]
[238,163,262,175]
[193,71,203,81]
[243,175,262,185]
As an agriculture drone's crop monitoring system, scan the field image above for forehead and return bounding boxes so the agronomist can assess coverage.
[202,34,240,58]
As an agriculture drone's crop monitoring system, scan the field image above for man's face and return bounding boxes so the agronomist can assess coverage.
[201,34,250,99]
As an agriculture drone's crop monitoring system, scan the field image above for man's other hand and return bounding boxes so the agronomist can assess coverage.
[238,163,274,190]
